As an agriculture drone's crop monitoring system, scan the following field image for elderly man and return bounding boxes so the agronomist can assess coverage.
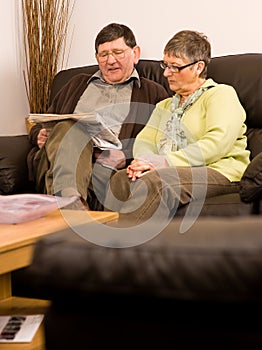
[28,23,168,208]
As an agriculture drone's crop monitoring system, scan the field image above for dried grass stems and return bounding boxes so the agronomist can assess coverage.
[22,0,74,113]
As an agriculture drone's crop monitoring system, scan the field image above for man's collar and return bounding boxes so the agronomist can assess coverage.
[88,68,141,87]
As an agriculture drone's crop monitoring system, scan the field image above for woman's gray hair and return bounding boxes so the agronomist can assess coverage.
[164,30,211,78]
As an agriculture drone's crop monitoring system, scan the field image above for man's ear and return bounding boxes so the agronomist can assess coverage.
[133,45,141,64]
[95,52,99,64]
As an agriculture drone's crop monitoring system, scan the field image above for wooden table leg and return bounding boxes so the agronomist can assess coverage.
[0,273,12,300]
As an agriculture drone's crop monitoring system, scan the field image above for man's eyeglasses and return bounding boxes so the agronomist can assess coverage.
[160,60,200,73]
[97,48,129,62]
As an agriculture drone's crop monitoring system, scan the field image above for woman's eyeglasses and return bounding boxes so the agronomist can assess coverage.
[160,60,200,73]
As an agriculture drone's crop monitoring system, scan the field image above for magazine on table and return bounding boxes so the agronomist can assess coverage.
[0,193,78,224]
[28,112,122,150]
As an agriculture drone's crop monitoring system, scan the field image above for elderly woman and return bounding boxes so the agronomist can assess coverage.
[105,30,250,224]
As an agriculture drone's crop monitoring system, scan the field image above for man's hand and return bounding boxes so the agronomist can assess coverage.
[37,128,50,149]
[95,149,126,170]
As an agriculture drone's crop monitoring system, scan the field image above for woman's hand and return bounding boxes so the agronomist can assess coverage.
[127,154,169,181]
[37,128,50,149]
[127,159,154,181]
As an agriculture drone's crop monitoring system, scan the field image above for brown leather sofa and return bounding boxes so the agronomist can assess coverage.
[49,54,262,215]
[1,53,262,214]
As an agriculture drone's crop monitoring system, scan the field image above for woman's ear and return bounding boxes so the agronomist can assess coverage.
[196,60,205,75]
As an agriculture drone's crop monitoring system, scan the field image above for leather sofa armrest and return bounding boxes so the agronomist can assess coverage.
[27,217,262,303]
[0,135,33,194]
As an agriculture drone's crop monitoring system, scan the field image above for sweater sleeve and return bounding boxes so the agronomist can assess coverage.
[28,74,91,147]
[120,78,169,165]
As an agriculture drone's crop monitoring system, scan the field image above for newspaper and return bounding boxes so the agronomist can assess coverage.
[28,113,122,150]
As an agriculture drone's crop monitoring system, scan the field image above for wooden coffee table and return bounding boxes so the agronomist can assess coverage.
[0,209,118,349]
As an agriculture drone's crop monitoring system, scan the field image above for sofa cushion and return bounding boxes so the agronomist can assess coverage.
[240,151,262,202]
[176,193,252,217]
[0,135,33,194]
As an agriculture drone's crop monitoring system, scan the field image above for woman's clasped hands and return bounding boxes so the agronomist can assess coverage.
[127,154,169,181]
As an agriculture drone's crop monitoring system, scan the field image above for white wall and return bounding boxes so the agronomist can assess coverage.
[68,0,262,67]
[1,0,261,135]
[0,0,27,135]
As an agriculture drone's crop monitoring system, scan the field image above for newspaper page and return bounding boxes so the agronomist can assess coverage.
[28,113,122,150]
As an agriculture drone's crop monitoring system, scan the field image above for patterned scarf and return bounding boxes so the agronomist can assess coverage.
[157,86,210,154]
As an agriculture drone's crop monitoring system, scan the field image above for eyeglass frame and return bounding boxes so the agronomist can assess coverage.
[97,48,131,62]
[160,60,201,73]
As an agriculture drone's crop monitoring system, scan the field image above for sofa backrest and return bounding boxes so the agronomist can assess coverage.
[50,53,262,157]
[207,54,262,158]
[207,54,262,130]
[50,54,262,127]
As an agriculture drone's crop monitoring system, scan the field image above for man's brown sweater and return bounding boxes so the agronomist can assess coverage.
[28,72,169,179]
